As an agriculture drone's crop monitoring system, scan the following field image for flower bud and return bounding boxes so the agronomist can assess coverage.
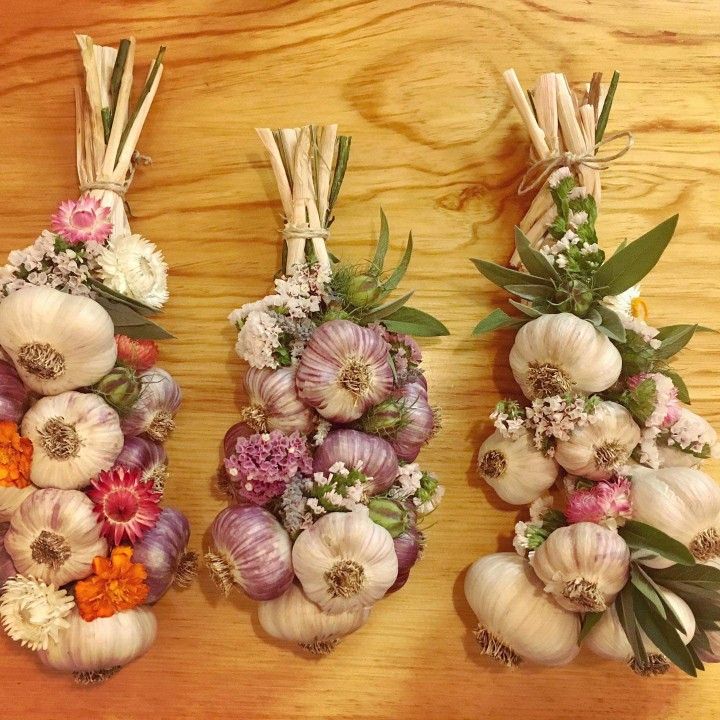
[93,366,142,415]
[368,497,411,538]
[344,274,383,308]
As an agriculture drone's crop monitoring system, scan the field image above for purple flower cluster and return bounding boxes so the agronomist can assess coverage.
[224,430,313,505]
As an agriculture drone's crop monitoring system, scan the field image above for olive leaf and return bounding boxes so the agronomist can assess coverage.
[630,564,667,618]
[618,520,696,566]
[514,227,560,282]
[655,324,717,360]
[90,280,156,317]
[363,291,414,322]
[472,308,527,335]
[380,231,413,294]
[647,563,720,587]
[595,70,620,144]
[578,611,604,645]
[471,258,553,290]
[504,283,557,301]
[508,300,543,318]
[616,583,648,664]
[382,306,449,337]
[327,135,351,220]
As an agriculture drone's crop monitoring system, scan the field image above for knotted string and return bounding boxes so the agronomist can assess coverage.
[518,130,633,195]
[79,152,153,200]
[282,223,330,242]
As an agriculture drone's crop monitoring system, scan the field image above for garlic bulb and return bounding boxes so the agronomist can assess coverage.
[631,466,720,565]
[387,526,424,594]
[465,553,580,667]
[0,285,116,395]
[387,381,436,462]
[530,523,630,612]
[292,509,398,615]
[133,508,197,603]
[38,606,157,684]
[0,522,16,591]
[0,484,36,523]
[115,435,169,493]
[477,430,558,505]
[296,319,393,423]
[657,407,719,469]
[21,391,123,490]
[258,583,371,655]
[121,367,181,442]
[313,429,399,495]
[509,313,622,400]
[242,366,315,434]
[206,505,294,600]
[555,401,640,480]
[586,588,695,675]
[4,488,107,586]
[0,360,29,422]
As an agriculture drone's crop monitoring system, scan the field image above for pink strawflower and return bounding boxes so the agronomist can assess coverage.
[89,466,162,545]
[566,476,632,529]
[224,430,313,505]
[50,197,113,244]
[627,372,680,427]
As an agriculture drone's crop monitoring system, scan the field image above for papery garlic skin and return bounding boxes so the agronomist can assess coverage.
[586,588,695,675]
[631,466,720,566]
[206,505,294,601]
[0,522,17,591]
[0,484,36,522]
[115,435,169,493]
[121,367,181,442]
[21,391,123,490]
[464,553,580,667]
[243,366,316,434]
[0,360,29,422]
[296,320,393,423]
[38,606,157,680]
[388,381,436,462]
[656,407,719,469]
[477,430,558,505]
[530,523,630,612]
[258,583,371,655]
[387,526,424,594]
[5,488,107,586]
[0,286,117,395]
[509,313,622,400]
[555,401,640,481]
[292,509,398,615]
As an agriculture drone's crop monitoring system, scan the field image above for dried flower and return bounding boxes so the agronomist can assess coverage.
[88,466,162,545]
[115,335,159,372]
[566,477,633,530]
[525,394,600,453]
[74,546,149,621]
[490,399,525,439]
[50,197,112,244]
[0,420,33,489]
[0,575,74,650]
[626,372,680,428]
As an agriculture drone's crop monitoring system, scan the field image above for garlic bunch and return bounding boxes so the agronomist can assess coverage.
[509,313,622,400]
[586,588,695,675]
[258,583,371,655]
[477,430,558,505]
[242,366,316,434]
[0,286,117,395]
[530,523,630,612]
[292,509,398,614]
[464,553,580,667]
[296,320,393,423]
[0,360,29,422]
[0,484,35,522]
[121,367,181,442]
[631,466,720,565]
[38,606,157,684]
[206,505,294,600]
[555,401,640,480]
[21,391,123,490]
[4,488,107,586]
[313,429,399,495]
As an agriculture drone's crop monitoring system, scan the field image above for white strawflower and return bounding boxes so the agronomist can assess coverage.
[97,233,169,309]
[602,284,640,318]
[0,575,74,651]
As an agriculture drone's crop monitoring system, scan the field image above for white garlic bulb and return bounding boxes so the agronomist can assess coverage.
[38,607,157,683]
[586,588,695,675]
[509,313,622,400]
[530,523,630,612]
[656,407,719,469]
[465,553,580,666]
[4,488,107,586]
[0,286,116,395]
[631,466,720,566]
[292,510,398,615]
[21,391,123,490]
[477,430,558,505]
[0,484,36,523]
[555,401,640,480]
[258,582,371,655]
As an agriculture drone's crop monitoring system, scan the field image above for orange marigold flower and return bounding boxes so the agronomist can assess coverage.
[75,546,149,622]
[0,420,33,489]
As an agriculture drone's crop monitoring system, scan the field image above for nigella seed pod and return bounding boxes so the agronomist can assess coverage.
[242,366,315,434]
[115,436,169,493]
[133,508,197,603]
[0,360,29,423]
[368,497,411,538]
[93,365,142,416]
[387,526,424,594]
[296,319,393,423]
[0,522,17,592]
[121,367,181,442]
[344,273,383,308]
[313,429,399,495]
[388,381,436,462]
[206,505,294,600]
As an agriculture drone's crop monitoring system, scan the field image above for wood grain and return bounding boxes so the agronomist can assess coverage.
[1,1,719,718]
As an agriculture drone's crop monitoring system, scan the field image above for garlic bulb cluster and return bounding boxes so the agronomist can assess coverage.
[121,368,181,442]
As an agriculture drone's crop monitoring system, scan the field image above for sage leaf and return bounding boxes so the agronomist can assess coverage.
[96,297,173,340]
[471,258,553,290]
[363,291,413,321]
[662,369,691,404]
[595,304,627,342]
[380,231,413,294]
[508,300,543,318]
[619,520,696,566]
[514,227,560,282]
[472,308,527,335]
[504,283,557,301]
[90,280,156,316]
[370,209,390,276]
[383,306,449,337]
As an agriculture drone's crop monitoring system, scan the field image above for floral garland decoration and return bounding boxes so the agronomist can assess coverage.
[0,35,195,685]
[206,124,448,654]
[464,69,720,677]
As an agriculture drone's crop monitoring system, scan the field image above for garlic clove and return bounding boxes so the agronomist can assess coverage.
[0,286,117,396]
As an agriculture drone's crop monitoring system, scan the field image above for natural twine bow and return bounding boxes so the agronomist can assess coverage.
[517,130,634,196]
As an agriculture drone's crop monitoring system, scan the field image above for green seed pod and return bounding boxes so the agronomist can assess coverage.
[368,497,410,538]
[93,366,142,415]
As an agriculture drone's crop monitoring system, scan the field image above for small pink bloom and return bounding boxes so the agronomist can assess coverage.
[566,476,632,527]
[115,334,159,372]
[50,196,113,244]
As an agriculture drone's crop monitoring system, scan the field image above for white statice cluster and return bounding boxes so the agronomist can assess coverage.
[490,401,525,439]
[540,209,597,269]
[389,463,445,514]
[388,463,424,501]
[525,394,599,454]
[512,496,553,559]
[230,264,331,369]
[0,230,100,297]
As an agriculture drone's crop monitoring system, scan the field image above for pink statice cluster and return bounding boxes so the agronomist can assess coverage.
[627,372,681,428]
[566,476,632,530]
[224,430,313,505]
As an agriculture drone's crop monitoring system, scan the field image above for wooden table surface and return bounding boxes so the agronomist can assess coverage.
[1,1,719,718]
